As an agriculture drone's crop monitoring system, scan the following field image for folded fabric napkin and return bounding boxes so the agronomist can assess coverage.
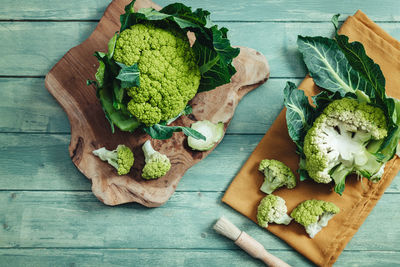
[222,10,400,267]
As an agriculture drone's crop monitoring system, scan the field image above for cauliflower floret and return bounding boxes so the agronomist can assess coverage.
[257,194,292,228]
[258,159,296,194]
[303,98,388,193]
[141,140,171,180]
[291,199,339,238]
[113,22,201,125]
[92,145,134,175]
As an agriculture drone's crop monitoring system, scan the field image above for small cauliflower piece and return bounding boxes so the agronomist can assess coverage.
[304,98,388,194]
[258,159,296,194]
[257,194,292,228]
[141,140,171,180]
[188,120,224,151]
[291,199,340,238]
[93,145,134,175]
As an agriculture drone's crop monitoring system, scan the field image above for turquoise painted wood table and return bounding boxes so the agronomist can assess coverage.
[1,1,400,266]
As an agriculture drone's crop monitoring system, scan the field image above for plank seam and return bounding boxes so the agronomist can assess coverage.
[0,247,399,252]
[1,19,400,23]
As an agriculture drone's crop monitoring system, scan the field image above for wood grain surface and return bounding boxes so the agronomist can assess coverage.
[44,0,270,207]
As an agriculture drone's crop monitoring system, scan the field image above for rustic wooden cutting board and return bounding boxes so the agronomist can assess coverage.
[45,0,270,207]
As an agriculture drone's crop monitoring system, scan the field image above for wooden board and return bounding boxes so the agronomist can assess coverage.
[44,0,270,207]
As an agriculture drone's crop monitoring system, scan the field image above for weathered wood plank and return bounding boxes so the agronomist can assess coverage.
[1,0,400,22]
[1,134,399,193]
[0,78,69,133]
[0,191,399,251]
[2,22,400,76]
[0,78,291,134]
[1,248,399,267]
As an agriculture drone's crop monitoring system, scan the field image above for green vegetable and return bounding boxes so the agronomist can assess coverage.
[89,0,239,140]
[283,15,400,195]
[187,120,224,151]
[258,159,296,194]
[291,199,339,238]
[92,145,134,175]
[304,98,387,187]
[257,194,292,228]
[141,140,171,179]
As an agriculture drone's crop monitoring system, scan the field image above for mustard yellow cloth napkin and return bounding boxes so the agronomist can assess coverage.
[222,10,400,267]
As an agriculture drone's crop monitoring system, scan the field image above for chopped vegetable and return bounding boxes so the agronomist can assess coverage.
[188,120,224,151]
[93,145,134,175]
[141,140,171,179]
[303,98,387,186]
[88,0,239,140]
[258,159,296,194]
[257,194,292,228]
[283,15,400,195]
[291,199,339,238]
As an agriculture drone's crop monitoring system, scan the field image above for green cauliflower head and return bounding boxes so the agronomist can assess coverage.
[113,22,201,126]
[291,199,339,238]
[257,194,292,228]
[258,159,297,194]
[303,98,388,192]
[92,144,134,175]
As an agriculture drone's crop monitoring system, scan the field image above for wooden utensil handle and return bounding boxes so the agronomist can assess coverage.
[235,232,291,267]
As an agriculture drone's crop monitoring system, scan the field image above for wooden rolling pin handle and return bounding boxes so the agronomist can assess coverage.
[235,232,291,267]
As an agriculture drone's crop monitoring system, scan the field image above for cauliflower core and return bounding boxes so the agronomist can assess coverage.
[113,22,201,126]
[304,98,388,185]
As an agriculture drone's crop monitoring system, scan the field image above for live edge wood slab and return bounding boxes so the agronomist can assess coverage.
[45,0,270,207]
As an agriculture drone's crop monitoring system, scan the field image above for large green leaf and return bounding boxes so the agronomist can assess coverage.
[297,35,374,98]
[283,81,315,152]
[332,15,385,100]
[116,62,140,89]
[107,33,118,59]
[98,88,140,133]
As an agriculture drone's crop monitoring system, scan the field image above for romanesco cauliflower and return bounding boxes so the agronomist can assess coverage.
[92,145,134,175]
[291,199,339,238]
[258,159,296,194]
[257,194,292,228]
